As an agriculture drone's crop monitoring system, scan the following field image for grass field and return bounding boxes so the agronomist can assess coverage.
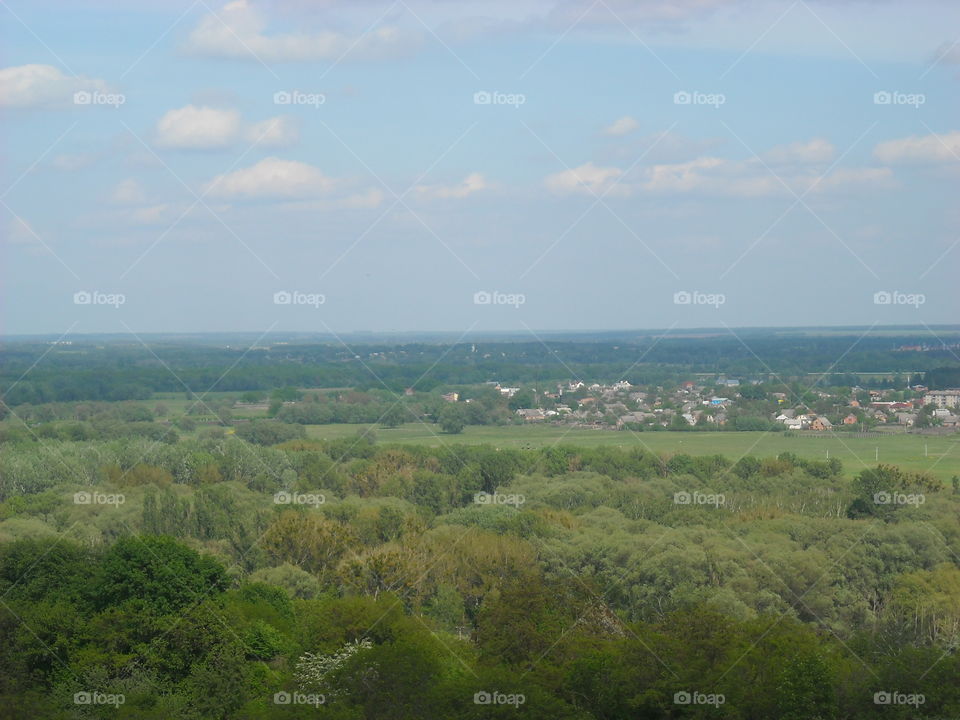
[305,423,960,481]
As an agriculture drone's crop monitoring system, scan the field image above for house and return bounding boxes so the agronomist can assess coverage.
[924,390,960,409]
[810,417,833,431]
[441,392,459,403]
[772,392,788,404]
[843,414,858,425]
[896,412,917,426]
[515,408,546,421]
[612,380,632,391]
[498,387,520,397]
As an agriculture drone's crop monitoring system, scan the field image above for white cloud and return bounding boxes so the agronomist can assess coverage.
[414,173,489,199]
[204,157,338,199]
[0,64,112,109]
[244,115,299,148]
[109,178,147,205]
[761,138,835,165]
[155,104,296,150]
[547,146,892,199]
[641,156,892,196]
[340,188,384,209]
[602,116,639,137]
[50,153,98,171]
[156,105,242,149]
[873,131,960,165]
[184,0,417,62]
[545,162,625,196]
[642,157,726,193]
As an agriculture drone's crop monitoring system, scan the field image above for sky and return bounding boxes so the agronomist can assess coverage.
[1,0,958,337]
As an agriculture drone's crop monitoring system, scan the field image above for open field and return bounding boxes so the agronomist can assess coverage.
[306,423,960,481]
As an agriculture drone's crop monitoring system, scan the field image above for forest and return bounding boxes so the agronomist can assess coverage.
[1,423,959,718]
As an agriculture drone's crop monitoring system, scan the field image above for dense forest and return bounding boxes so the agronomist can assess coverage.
[1,427,959,718]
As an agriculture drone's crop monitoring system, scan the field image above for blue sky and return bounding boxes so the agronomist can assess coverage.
[1,0,958,335]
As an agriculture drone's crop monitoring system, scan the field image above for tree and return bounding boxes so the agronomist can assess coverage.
[437,404,467,434]
[92,536,228,614]
[380,404,408,428]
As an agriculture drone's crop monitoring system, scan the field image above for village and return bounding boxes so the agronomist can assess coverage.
[466,380,960,433]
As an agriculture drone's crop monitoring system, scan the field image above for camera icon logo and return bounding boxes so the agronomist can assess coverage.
[673,91,692,105]
[73,91,92,105]
[873,291,892,305]
[273,291,292,305]
[874,691,892,704]
[74,491,92,504]
[673,491,692,505]
[74,291,92,305]
[873,491,892,505]
[673,290,692,305]
[273,91,292,105]
[674,691,692,704]
[273,692,292,705]
[873,91,892,105]
[273,491,292,504]
[473,290,492,305]
[473,91,492,105]
[74,692,92,704]
[474,691,492,704]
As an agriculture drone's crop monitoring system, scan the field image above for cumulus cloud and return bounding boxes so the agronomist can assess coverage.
[545,162,626,196]
[414,173,489,199]
[602,116,639,137]
[155,104,297,149]
[109,178,147,205]
[546,141,893,199]
[156,105,242,149]
[244,115,299,148]
[0,64,112,109]
[183,0,418,62]
[204,157,338,199]
[873,131,960,165]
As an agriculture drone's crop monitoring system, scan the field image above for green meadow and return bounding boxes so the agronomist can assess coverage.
[306,423,960,481]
